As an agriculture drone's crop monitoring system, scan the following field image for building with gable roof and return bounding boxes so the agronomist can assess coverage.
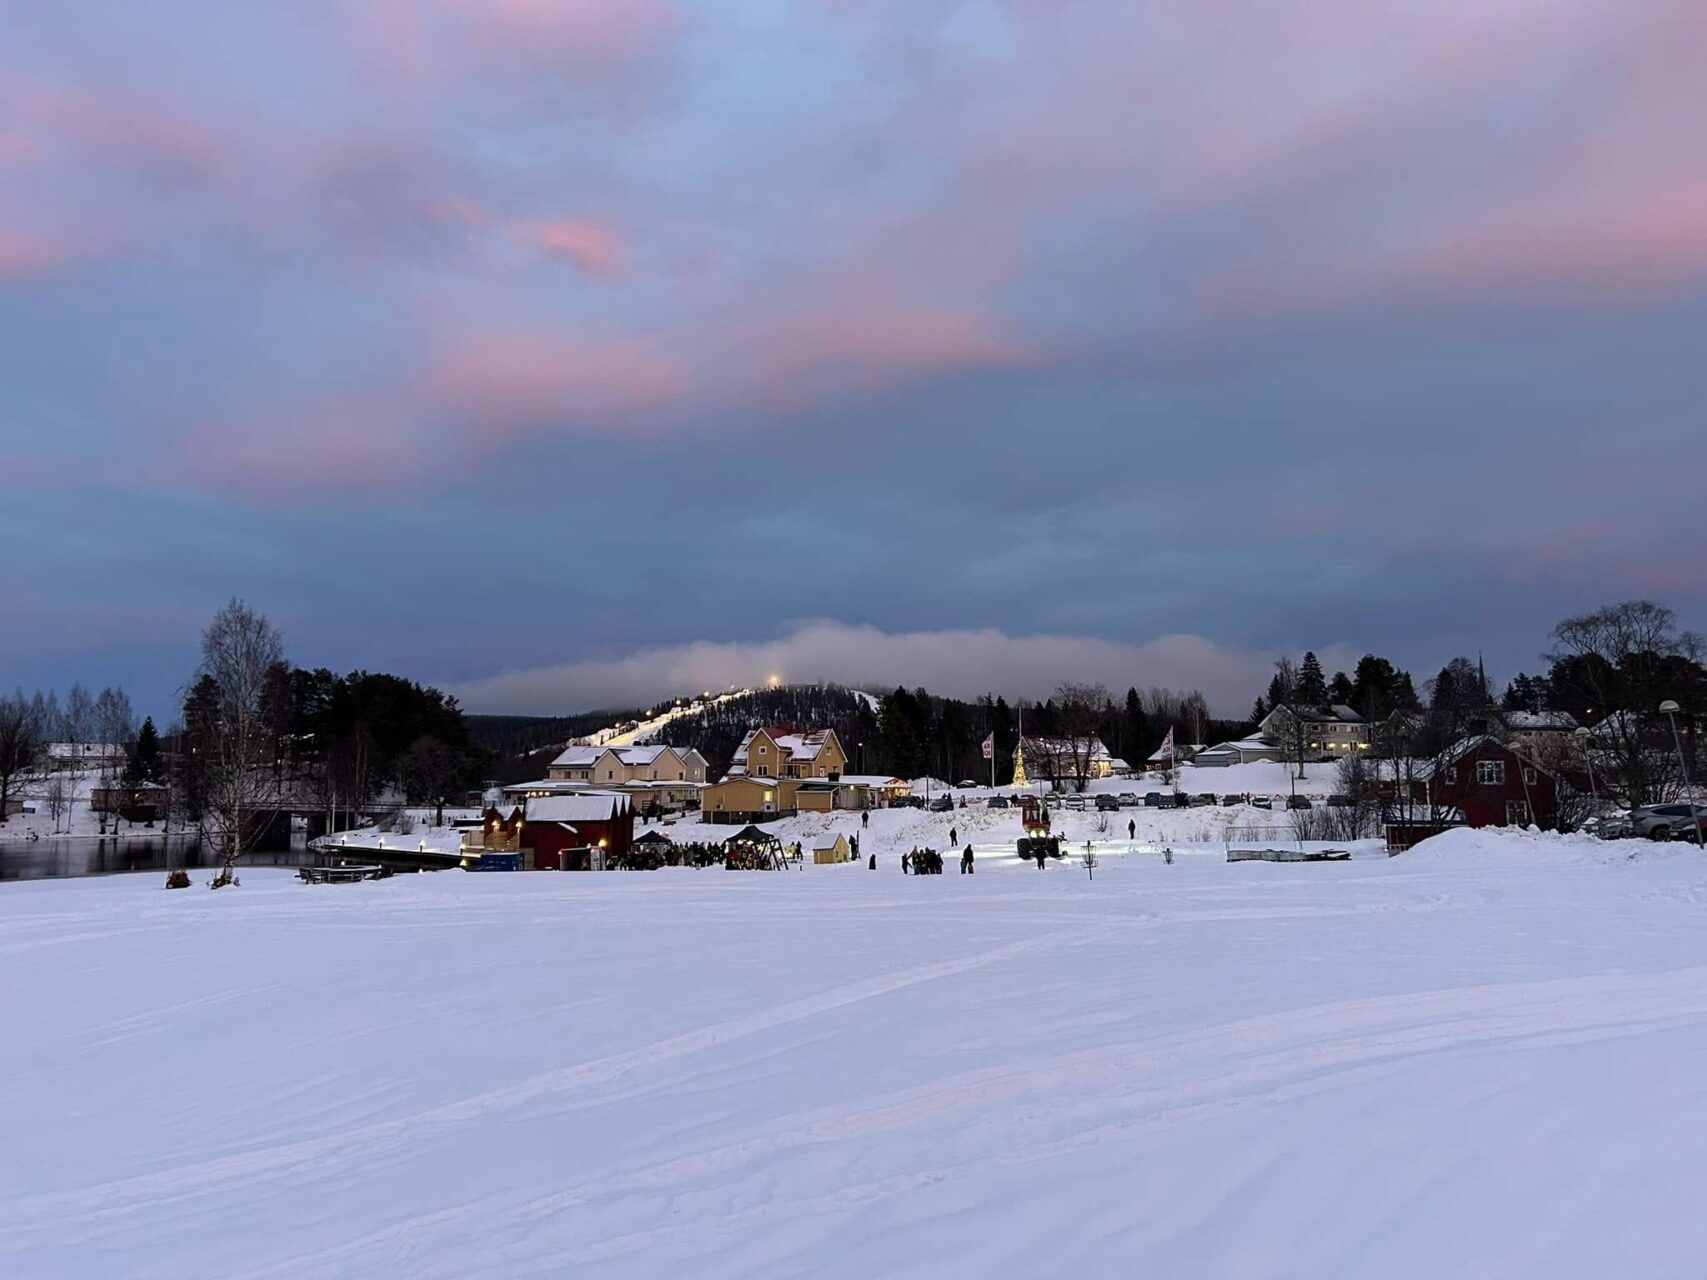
[476,790,635,869]
[727,725,848,780]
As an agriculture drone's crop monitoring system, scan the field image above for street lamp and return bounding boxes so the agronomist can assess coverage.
[1572,725,1599,826]
[1658,700,1705,851]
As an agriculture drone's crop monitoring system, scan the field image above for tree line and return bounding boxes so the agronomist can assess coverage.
[1,600,480,870]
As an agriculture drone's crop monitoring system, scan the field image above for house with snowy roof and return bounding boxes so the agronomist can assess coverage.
[699,725,853,823]
[1190,738,1288,768]
[548,743,708,786]
[1382,735,1561,850]
[477,791,635,869]
[1013,736,1115,788]
[727,726,848,780]
[1257,704,1372,757]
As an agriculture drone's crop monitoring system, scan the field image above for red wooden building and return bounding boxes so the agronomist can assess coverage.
[481,792,634,870]
[1384,735,1560,850]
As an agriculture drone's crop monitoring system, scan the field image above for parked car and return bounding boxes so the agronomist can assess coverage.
[1285,794,1312,810]
[1144,792,1163,807]
[927,795,956,813]
[1118,792,1142,808]
[986,795,1010,809]
[1251,796,1274,810]
[891,795,925,810]
[1064,795,1087,811]
[1633,803,1707,840]
[1582,813,1631,840]
[1095,794,1120,812]
[1191,793,1216,807]
[1221,794,1245,807]
[1325,794,1354,808]
[956,780,979,789]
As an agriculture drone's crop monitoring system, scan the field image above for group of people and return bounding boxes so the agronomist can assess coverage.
[901,845,976,875]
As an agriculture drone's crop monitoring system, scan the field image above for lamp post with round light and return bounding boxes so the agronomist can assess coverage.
[1658,700,1704,850]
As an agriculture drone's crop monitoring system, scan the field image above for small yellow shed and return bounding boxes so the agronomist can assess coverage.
[811,833,852,864]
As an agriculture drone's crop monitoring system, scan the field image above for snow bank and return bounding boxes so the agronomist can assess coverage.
[9,841,1707,1276]
[1399,825,1676,866]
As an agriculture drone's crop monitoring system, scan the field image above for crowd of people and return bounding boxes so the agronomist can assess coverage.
[901,845,976,875]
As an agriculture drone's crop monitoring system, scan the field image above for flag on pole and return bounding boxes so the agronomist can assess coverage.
[1159,726,1175,758]
[981,733,995,760]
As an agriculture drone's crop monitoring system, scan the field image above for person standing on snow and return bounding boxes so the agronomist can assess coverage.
[869,852,876,870]
[1128,818,1136,840]
[961,845,974,874]
[949,825,958,847]
[862,810,869,829]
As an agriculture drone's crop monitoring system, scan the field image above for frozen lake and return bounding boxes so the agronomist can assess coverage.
[4,831,1707,1278]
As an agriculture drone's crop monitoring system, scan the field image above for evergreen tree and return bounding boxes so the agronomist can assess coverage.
[1392,671,1421,712]
[1296,652,1328,706]
[1250,695,1267,723]
[125,716,163,784]
[1120,687,1148,767]
[1327,671,1354,705]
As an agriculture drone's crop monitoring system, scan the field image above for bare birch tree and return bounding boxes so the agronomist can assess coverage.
[1054,682,1111,793]
[0,691,45,823]
[189,600,286,885]
[92,686,135,834]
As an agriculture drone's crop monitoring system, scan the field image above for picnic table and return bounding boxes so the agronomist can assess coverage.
[298,863,388,884]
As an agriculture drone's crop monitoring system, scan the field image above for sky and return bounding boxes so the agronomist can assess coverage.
[2,0,1705,721]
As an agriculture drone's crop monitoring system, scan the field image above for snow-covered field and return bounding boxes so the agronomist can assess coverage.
[7,830,1707,1277]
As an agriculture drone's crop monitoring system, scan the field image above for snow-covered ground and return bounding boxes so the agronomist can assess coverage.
[7,829,1707,1277]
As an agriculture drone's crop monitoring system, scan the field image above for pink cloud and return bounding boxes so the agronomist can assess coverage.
[456,0,680,68]
[0,231,68,277]
[176,327,690,498]
[736,300,1037,408]
[2,79,226,183]
[523,219,622,275]
[175,395,429,500]
[350,0,681,100]
[429,334,684,429]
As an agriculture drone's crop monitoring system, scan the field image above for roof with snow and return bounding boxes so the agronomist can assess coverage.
[1016,736,1111,760]
[1263,704,1365,726]
[523,793,633,823]
[1146,743,1207,761]
[1496,710,1579,732]
[47,742,128,760]
[550,743,701,769]
[1414,735,1557,781]
[732,727,837,764]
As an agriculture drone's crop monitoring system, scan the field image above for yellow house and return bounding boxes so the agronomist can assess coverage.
[548,744,709,784]
[731,726,849,779]
[701,775,798,824]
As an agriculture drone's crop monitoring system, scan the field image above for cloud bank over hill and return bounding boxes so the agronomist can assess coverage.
[448,620,1359,717]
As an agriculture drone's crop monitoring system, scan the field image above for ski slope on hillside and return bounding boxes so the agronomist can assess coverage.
[7,831,1707,1277]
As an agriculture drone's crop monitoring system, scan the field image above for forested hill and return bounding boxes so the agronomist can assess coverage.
[465,711,655,757]
[646,686,881,778]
